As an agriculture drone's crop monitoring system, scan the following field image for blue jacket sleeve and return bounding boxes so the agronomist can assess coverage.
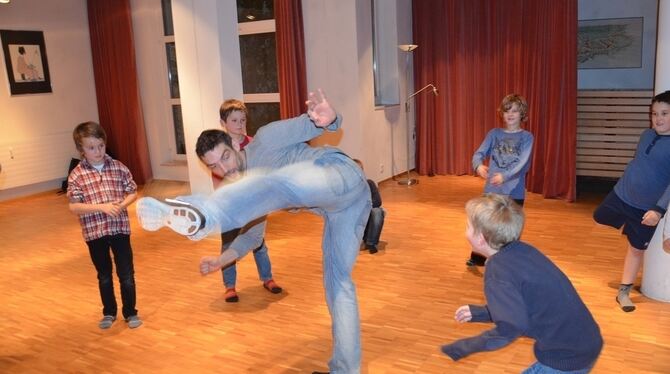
[254,114,342,151]
[500,132,534,182]
[469,305,492,323]
[441,279,527,360]
[472,130,495,172]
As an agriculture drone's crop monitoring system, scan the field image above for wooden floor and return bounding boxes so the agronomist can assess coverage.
[1,175,669,373]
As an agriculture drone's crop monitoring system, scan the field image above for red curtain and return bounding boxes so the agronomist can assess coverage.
[88,0,152,184]
[275,0,307,118]
[412,0,577,201]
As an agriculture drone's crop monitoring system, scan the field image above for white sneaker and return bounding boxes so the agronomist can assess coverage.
[136,197,206,237]
[125,315,143,329]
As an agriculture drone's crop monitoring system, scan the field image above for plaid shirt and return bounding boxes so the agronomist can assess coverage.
[67,155,137,241]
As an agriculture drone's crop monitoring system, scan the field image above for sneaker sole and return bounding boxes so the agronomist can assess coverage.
[98,316,116,329]
[137,197,205,236]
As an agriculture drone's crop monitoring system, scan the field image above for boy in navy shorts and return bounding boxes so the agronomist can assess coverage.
[593,90,670,312]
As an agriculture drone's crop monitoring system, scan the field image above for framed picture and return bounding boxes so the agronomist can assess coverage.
[578,17,643,69]
[0,30,52,95]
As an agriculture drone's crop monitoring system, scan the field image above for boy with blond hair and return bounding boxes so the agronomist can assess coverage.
[467,94,534,267]
[442,194,602,373]
[67,121,142,329]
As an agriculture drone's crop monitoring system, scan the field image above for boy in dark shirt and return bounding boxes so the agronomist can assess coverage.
[442,194,602,373]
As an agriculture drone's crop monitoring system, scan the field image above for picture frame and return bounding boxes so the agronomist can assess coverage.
[0,30,52,95]
[577,17,643,69]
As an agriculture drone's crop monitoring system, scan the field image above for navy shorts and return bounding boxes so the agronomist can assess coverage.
[593,190,657,250]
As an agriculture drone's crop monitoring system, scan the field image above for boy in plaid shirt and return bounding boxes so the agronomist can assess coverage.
[67,121,142,329]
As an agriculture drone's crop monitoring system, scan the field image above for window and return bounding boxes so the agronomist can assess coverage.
[161,0,186,156]
[236,0,280,135]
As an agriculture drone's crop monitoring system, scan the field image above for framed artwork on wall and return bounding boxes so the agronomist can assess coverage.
[0,30,52,95]
[578,17,644,69]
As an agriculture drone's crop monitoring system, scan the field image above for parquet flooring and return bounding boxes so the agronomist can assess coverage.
[1,175,669,373]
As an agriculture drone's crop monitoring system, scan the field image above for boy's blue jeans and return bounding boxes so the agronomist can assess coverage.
[197,154,371,374]
[220,230,273,287]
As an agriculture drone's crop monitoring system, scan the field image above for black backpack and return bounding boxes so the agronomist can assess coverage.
[59,158,80,195]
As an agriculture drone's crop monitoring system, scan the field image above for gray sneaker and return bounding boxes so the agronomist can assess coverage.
[125,315,143,329]
[99,315,116,329]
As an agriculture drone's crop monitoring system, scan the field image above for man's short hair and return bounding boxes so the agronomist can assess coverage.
[195,129,233,158]
[466,193,525,250]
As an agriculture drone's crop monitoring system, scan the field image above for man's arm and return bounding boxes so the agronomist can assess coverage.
[200,218,267,275]
[253,89,341,150]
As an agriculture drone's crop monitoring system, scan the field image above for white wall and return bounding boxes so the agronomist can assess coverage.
[578,0,658,89]
[303,0,413,182]
[0,0,98,201]
[131,0,188,182]
[171,0,244,195]
[168,0,410,190]
[0,0,413,203]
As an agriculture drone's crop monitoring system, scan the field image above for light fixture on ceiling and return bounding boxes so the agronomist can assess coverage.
[0,0,10,4]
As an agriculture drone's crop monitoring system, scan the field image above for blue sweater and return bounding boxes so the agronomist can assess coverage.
[614,129,670,214]
[472,128,534,200]
[441,241,603,371]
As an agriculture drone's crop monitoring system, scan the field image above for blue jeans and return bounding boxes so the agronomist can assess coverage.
[195,154,370,373]
[221,229,273,287]
[86,234,138,319]
[522,361,595,374]
[363,207,385,247]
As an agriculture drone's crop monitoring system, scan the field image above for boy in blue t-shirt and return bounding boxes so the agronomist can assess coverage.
[467,94,534,267]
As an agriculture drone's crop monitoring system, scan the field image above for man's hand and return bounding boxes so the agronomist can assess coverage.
[454,305,472,323]
[306,89,336,127]
[200,256,223,275]
[663,238,670,252]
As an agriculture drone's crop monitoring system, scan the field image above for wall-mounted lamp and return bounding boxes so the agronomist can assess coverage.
[0,0,11,4]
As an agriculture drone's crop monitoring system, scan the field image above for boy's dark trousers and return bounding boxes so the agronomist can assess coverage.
[363,207,385,249]
[86,234,138,319]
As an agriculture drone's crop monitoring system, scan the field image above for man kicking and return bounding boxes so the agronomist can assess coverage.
[136,89,371,374]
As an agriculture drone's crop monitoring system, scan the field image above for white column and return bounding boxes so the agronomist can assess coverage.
[172,0,243,195]
[654,0,670,93]
[642,0,670,302]
[642,210,670,301]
